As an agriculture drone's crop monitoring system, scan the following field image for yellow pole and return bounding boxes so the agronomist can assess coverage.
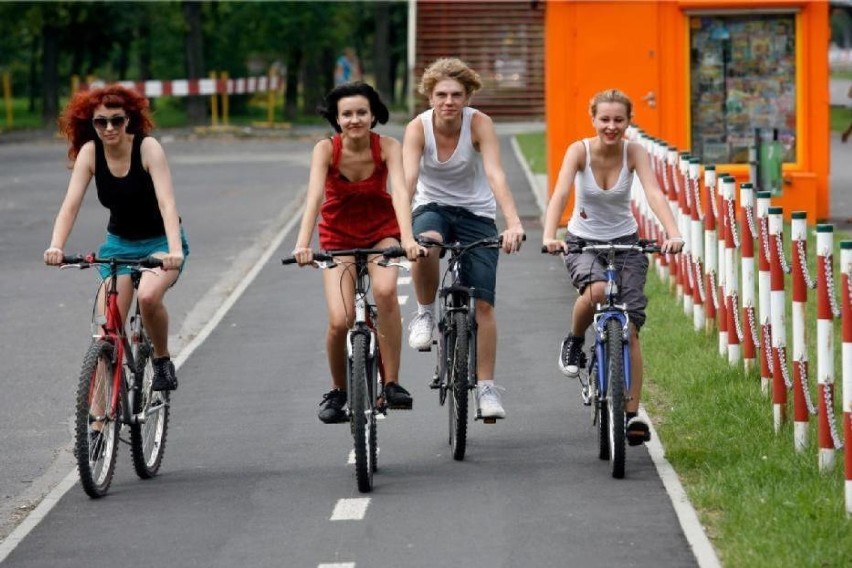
[221,71,229,127]
[209,71,219,127]
[3,71,12,128]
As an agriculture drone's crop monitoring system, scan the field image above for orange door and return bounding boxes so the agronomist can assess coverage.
[570,2,661,134]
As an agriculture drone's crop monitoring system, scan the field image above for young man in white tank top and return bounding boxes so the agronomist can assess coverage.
[542,89,683,444]
[403,58,525,419]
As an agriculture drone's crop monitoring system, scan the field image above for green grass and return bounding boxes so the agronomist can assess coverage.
[515,131,852,566]
[515,131,548,174]
[831,104,851,133]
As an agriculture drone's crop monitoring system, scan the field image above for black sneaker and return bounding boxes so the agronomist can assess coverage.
[152,357,178,391]
[383,382,413,410]
[318,389,348,424]
[558,334,585,378]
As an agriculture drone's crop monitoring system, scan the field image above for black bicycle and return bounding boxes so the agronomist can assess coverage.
[282,246,407,492]
[416,234,512,461]
[543,239,661,478]
[59,254,170,498]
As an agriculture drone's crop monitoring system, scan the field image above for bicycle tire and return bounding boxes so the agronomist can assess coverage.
[605,318,626,479]
[590,353,609,461]
[129,327,170,479]
[350,333,374,493]
[75,340,121,498]
[448,310,469,461]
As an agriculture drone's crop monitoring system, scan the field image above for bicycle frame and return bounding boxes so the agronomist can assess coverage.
[436,255,478,390]
[344,256,381,415]
[592,248,633,403]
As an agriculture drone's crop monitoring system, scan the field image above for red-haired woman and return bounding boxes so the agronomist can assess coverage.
[44,84,189,391]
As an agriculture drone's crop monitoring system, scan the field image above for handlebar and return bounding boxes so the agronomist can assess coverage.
[540,239,662,255]
[416,233,525,253]
[59,254,164,269]
[281,245,408,266]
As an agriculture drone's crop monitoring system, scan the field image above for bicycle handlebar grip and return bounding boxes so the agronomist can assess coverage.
[281,257,298,265]
[382,246,407,259]
[61,254,87,265]
[141,256,164,268]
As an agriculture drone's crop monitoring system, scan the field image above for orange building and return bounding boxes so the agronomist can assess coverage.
[545,0,830,223]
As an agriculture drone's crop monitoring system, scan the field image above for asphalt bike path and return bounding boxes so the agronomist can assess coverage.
[1,137,701,567]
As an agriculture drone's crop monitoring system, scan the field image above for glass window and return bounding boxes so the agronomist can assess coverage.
[689,13,796,165]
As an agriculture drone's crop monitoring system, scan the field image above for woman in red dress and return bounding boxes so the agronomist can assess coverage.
[292,83,421,423]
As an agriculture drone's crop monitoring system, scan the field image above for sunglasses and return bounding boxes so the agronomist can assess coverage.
[92,116,128,130]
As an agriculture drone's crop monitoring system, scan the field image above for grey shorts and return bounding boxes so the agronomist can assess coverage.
[564,231,649,330]
[412,203,499,306]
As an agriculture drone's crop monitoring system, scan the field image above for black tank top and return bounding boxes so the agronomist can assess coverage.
[95,135,165,240]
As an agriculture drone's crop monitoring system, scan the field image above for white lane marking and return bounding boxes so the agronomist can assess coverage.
[330,498,370,521]
[397,276,412,285]
[397,295,409,305]
[318,563,355,568]
[642,406,722,568]
[0,193,308,564]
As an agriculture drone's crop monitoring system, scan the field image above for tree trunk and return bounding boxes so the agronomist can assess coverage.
[41,23,60,123]
[182,1,206,124]
[284,48,301,121]
[301,51,324,118]
[372,2,391,103]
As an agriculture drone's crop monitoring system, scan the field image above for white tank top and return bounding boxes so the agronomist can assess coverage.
[412,107,496,219]
[566,138,638,239]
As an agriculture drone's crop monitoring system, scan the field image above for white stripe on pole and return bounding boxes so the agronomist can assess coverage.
[690,160,705,332]
[172,79,189,96]
[144,80,163,98]
[723,177,740,366]
[198,78,216,95]
[769,208,786,432]
[791,214,809,451]
[817,227,835,472]
[757,193,772,394]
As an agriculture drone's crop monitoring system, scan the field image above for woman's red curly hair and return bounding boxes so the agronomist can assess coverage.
[58,84,154,163]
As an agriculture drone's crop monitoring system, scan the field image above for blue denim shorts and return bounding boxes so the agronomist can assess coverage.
[97,228,190,280]
[412,203,499,306]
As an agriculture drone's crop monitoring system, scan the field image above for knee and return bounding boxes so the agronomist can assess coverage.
[327,316,349,338]
[136,288,164,312]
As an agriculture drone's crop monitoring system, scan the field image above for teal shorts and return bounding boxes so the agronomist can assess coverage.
[97,229,190,280]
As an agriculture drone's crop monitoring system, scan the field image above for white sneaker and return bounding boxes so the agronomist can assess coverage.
[408,311,435,350]
[477,383,506,419]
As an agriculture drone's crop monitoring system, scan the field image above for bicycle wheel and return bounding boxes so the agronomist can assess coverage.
[448,310,469,461]
[604,318,626,479]
[590,353,609,461]
[129,328,170,479]
[350,333,374,493]
[75,340,121,498]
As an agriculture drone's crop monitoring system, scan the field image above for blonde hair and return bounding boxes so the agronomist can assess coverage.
[418,58,482,97]
[589,89,633,119]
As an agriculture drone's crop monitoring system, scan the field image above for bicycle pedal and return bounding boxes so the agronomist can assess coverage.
[483,418,497,424]
[417,346,432,352]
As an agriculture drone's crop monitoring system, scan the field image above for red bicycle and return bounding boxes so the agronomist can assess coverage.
[60,254,170,498]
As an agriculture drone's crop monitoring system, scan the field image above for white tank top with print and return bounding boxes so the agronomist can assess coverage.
[566,138,638,240]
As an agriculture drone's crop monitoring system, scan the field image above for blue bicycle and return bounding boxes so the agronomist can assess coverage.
[544,239,660,479]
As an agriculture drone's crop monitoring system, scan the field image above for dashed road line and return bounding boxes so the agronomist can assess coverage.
[330,498,370,521]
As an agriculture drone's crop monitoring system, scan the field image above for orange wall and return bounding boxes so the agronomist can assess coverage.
[545,0,830,224]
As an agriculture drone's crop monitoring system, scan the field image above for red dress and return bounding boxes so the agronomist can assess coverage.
[318,132,401,250]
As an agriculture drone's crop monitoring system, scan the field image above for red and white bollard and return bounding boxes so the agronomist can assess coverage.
[678,153,693,317]
[791,211,812,451]
[757,191,773,394]
[653,140,669,281]
[768,206,788,432]
[722,176,740,365]
[689,158,705,332]
[716,175,729,357]
[816,224,838,471]
[703,165,717,333]
[739,183,757,372]
[666,147,681,296]
[840,240,852,517]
